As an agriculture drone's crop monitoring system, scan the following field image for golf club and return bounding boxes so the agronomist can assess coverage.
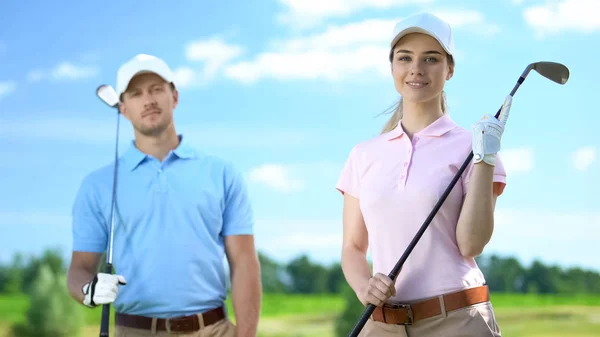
[95,84,120,337]
[347,61,570,337]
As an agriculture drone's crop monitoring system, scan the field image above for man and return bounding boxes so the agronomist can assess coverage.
[67,53,262,336]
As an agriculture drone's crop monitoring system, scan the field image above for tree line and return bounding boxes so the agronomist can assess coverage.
[1,248,599,296]
[1,248,599,336]
[259,252,600,295]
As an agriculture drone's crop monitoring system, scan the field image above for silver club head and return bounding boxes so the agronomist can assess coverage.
[532,61,570,85]
[96,84,119,108]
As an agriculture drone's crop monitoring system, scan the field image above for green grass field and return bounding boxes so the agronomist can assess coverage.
[1,293,599,337]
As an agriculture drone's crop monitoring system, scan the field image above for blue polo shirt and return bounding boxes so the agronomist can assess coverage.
[71,135,254,318]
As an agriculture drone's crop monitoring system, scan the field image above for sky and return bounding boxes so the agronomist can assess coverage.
[1,0,599,273]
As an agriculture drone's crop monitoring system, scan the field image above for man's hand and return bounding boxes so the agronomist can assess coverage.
[82,273,127,308]
[472,95,512,166]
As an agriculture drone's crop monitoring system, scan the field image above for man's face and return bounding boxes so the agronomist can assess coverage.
[119,73,178,137]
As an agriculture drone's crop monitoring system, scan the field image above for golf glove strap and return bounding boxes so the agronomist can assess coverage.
[82,273,127,308]
[472,95,512,166]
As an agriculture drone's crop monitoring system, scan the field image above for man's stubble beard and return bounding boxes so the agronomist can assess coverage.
[135,118,172,137]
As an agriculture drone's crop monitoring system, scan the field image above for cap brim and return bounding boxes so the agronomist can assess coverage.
[389,27,452,60]
[120,70,172,95]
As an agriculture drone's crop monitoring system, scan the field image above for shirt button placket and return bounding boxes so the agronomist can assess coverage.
[158,166,167,193]
[401,142,413,187]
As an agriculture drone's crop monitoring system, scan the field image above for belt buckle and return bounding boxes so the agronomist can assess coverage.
[389,303,413,325]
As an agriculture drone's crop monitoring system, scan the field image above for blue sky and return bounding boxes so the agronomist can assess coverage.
[1,0,598,272]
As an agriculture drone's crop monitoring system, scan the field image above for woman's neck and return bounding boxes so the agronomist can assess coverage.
[400,98,444,139]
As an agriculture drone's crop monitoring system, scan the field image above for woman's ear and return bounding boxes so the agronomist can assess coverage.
[446,64,454,81]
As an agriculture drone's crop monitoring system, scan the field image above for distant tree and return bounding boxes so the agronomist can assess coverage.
[286,255,328,293]
[0,253,25,294]
[258,251,287,293]
[11,263,83,337]
[326,262,345,294]
[525,260,559,294]
[478,254,526,292]
[21,248,65,294]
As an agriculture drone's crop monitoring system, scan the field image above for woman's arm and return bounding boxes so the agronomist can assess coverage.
[458,96,511,257]
[341,194,395,306]
[456,162,498,258]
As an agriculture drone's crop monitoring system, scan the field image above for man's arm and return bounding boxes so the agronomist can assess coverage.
[67,251,103,303]
[225,234,262,337]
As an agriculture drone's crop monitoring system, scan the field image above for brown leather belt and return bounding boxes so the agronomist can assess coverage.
[115,306,225,332]
[372,285,490,325]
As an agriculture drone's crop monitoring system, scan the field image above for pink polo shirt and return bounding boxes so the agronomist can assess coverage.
[336,112,507,302]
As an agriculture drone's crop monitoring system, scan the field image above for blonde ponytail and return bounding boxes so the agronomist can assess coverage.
[379,90,449,134]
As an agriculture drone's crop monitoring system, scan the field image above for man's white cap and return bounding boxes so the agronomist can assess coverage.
[389,12,454,61]
[116,54,175,98]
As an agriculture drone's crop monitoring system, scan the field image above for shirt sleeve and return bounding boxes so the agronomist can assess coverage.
[335,145,361,199]
[222,161,254,236]
[462,153,507,197]
[71,174,108,253]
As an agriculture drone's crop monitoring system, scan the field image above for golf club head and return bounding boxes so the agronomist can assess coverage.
[530,62,570,85]
[96,84,120,109]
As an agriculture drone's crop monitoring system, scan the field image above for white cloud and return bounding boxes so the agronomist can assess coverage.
[276,0,433,28]
[252,219,345,263]
[248,164,305,193]
[487,208,600,270]
[27,62,99,82]
[223,10,497,84]
[272,232,342,248]
[523,0,600,37]
[224,46,389,84]
[0,81,16,100]
[172,66,196,88]
[572,146,596,171]
[175,37,244,87]
[432,10,501,37]
[500,147,534,174]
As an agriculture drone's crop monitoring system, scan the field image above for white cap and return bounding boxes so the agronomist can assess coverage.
[116,54,175,98]
[389,12,454,61]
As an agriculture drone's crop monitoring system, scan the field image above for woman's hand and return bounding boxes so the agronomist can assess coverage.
[358,273,396,307]
[472,95,512,166]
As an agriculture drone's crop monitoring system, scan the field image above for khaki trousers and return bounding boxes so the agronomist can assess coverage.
[114,316,236,337]
[359,301,501,337]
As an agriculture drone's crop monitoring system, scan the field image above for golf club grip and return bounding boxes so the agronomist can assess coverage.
[99,263,112,337]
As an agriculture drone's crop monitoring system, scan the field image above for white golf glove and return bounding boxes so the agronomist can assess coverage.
[82,273,127,308]
[472,95,512,166]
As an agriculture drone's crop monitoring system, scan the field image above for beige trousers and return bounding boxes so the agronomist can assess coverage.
[359,301,501,337]
[114,315,236,337]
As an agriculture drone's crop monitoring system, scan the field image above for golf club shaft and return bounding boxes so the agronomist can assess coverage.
[100,110,120,337]
[99,263,113,337]
[347,82,517,337]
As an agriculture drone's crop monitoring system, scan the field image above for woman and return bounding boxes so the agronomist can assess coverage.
[336,12,509,337]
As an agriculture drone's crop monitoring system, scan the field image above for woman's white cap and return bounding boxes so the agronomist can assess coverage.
[389,12,454,61]
[116,54,175,98]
